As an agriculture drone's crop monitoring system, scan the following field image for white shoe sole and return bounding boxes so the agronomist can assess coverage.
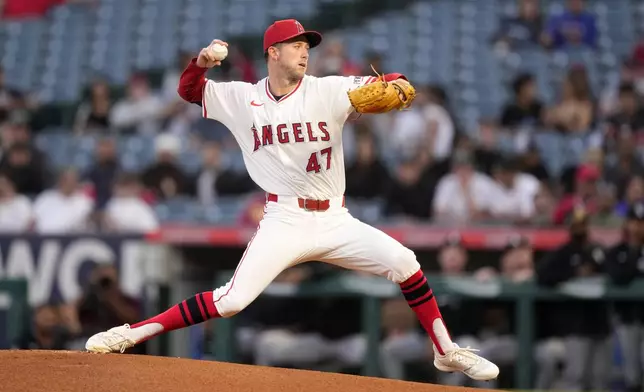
[434,360,499,381]
[85,344,113,353]
[85,336,121,353]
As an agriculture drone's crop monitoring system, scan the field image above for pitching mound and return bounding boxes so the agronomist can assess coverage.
[0,350,496,392]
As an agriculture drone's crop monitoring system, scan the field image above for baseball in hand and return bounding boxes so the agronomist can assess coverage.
[211,43,228,61]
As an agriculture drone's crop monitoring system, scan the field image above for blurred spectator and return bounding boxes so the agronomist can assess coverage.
[109,73,167,135]
[501,73,544,132]
[519,143,550,181]
[83,137,120,211]
[559,148,603,195]
[532,183,557,225]
[194,141,256,206]
[499,235,535,282]
[390,88,430,161]
[195,140,222,205]
[493,0,544,52]
[615,175,644,217]
[0,141,48,196]
[104,173,158,233]
[73,79,112,135]
[473,119,503,175]
[562,150,621,226]
[4,89,38,126]
[603,133,644,199]
[603,82,644,146]
[0,118,42,153]
[76,264,143,352]
[437,235,468,275]
[383,153,436,220]
[433,150,497,223]
[536,209,610,391]
[605,202,644,392]
[345,128,390,200]
[600,60,644,117]
[33,168,93,233]
[545,67,595,134]
[475,234,534,282]
[425,86,456,170]
[542,0,598,50]
[553,164,600,224]
[14,303,81,350]
[142,133,190,200]
[0,172,32,232]
[390,86,455,171]
[309,37,360,77]
[488,157,540,223]
[159,52,204,137]
[593,185,621,226]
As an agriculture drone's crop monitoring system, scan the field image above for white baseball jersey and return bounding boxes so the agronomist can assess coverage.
[201,73,421,321]
[201,74,377,199]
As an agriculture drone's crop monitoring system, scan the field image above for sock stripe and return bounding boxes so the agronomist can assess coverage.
[400,273,424,290]
[178,302,191,326]
[403,281,431,302]
[186,296,205,324]
[409,292,434,308]
[401,276,427,294]
[195,294,206,320]
[183,301,195,324]
[198,293,211,319]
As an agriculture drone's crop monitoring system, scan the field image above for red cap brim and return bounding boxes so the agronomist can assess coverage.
[265,31,322,53]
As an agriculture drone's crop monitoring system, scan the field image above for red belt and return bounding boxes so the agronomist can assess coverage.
[267,193,345,212]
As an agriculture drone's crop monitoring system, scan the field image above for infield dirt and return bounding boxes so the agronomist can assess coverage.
[0,350,497,392]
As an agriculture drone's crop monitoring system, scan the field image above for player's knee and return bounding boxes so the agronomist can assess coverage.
[390,247,421,283]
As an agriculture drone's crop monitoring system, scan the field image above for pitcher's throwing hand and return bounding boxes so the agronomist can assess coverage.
[196,39,228,68]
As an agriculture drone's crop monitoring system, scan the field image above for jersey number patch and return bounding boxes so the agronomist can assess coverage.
[306,147,332,173]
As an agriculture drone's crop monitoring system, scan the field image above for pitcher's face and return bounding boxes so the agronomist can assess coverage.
[274,37,310,81]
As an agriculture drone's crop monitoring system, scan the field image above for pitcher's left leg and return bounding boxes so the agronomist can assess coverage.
[318,214,499,381]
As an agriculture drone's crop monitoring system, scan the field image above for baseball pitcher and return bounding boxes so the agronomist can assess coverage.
[86,19,499,381]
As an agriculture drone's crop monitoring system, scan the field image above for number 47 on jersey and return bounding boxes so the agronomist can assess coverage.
[306,147,332,173]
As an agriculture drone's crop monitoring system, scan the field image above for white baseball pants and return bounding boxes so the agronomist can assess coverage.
[212,195,421,317]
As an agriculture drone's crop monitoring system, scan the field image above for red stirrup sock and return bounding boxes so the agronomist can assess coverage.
[130,291,220,342]
[399,270,453,355]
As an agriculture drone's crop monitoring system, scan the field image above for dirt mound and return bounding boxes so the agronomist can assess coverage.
[0,350,496,392]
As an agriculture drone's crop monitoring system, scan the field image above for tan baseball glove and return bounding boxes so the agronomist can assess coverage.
[347,68,416,114]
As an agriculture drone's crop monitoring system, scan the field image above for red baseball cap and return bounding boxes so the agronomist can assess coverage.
[263,19,322,53]
[576,164,600,182]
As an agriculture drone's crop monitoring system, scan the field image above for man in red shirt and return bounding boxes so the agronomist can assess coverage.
[553,164,600,225]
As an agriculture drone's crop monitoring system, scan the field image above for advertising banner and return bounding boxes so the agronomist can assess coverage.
[0,235,146,307]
